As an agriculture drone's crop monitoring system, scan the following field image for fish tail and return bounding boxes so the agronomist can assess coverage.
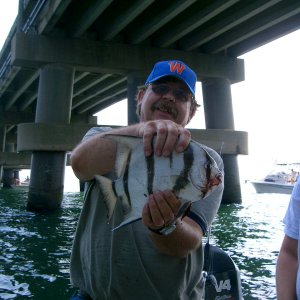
[95,175,118,220]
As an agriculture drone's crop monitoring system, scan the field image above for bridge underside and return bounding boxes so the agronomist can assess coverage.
[2,0,299,208]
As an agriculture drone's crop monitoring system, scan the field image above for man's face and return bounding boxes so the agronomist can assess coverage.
[138,79,193,126]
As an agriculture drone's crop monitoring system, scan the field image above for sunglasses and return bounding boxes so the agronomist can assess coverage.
[150,84,191,103]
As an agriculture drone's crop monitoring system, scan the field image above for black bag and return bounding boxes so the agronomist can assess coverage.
[203,242,243,300]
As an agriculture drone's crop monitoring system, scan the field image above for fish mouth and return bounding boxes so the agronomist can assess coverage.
[152,101,178,119]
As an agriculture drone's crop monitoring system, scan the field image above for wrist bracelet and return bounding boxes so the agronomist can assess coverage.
[148,221,177,236]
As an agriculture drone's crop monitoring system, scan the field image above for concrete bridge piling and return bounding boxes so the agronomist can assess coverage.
[27,65,74,211]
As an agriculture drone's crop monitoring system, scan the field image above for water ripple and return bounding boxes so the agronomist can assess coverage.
[0,274,30,298]
[0,184,290,299]
[0,188,82,299]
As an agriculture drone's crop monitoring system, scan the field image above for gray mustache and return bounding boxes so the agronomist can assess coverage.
[152,101,178,119]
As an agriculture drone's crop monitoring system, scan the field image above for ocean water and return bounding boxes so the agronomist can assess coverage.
[0,183,289,299]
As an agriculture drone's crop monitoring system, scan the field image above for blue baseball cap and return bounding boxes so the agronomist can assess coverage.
[145,60,197,95]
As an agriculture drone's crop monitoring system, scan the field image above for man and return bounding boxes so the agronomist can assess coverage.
[70,60,224,299]
[276,177,300,299]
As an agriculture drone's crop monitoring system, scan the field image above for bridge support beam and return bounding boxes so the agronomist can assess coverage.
[27,64,74,212]
[202,78,242,204]
[0,125,6,184]
[2,143,14,188]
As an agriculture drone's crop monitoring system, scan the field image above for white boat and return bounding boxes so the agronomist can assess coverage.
[250,163,300,195]
[18,176,30,187]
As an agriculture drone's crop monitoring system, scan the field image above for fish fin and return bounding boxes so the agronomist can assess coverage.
[114,143,131,178]
[120,194,131,215]
[104,134,142,149]
[95,175,117,220]
[112,205,143,231]
[104,135,142,178]
[112,217,142,232]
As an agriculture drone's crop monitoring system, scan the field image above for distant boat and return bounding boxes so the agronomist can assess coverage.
[249,162,300,195]
[19,176,30,187]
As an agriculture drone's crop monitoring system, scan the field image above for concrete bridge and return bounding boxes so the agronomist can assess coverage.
[1,0,300,211]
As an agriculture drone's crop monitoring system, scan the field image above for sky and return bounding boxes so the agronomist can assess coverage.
[2,1,300,189]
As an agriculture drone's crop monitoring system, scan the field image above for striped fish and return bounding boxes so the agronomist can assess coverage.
[95,135,222,231]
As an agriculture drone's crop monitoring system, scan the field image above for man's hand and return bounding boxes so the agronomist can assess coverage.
[141,190,202,258]
[142,190,181,230]
[138,120,191,157]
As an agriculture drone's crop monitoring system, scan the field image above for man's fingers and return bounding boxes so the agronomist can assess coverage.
[162,190,181,216]
[147,195,165,228]
[175,127,191,153]
[152,191,175,224]
[141,120,191,157]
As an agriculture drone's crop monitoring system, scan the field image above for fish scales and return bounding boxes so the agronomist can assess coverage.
[95,134,222,231]
[173,145,194,193]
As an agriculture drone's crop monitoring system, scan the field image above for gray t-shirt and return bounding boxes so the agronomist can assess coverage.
[70,127,224,300]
